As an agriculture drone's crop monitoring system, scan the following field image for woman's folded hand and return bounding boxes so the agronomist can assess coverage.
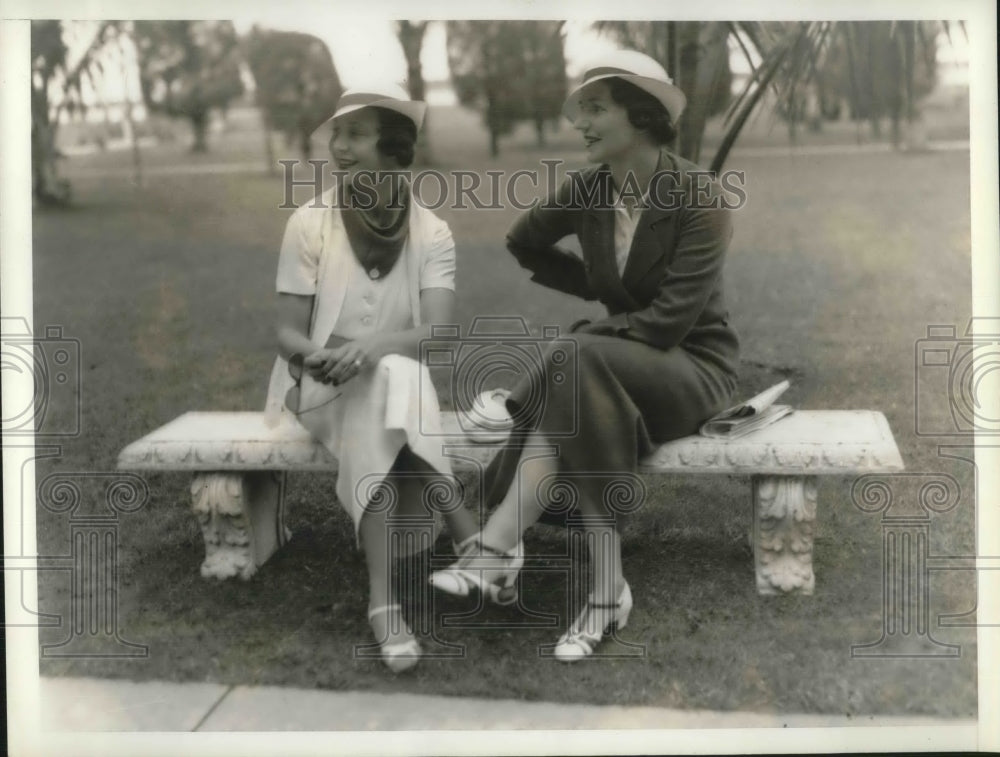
[303,348,344,384]
[305,337,388,386]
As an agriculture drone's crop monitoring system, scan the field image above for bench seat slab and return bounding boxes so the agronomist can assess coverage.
[119,410,904,475]
[118,409,904,592]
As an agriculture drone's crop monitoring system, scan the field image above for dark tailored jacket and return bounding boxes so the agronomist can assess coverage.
[506,149,740,377]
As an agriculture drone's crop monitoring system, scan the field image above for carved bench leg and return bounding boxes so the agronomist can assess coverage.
[190,471,292,580]
[752,475,817,595]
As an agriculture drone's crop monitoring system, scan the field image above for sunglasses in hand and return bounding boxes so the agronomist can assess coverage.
[284,352,344,416]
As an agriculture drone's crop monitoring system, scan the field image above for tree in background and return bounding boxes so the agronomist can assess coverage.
[31,20,73,205]
[446,20,567,157]
[133,21,245,153]
[446,21,519,158]
[31,20,121,206]
[395,21,432,162]
[726,21,941,157]
[596,20,951,172]
[396,21,429,103]
[244,28,342,165]
[832,21,939,145]
[521,21,568,147]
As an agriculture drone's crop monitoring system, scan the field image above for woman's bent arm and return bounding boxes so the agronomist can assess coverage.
[276,293,319,360]
[505,175,596,301]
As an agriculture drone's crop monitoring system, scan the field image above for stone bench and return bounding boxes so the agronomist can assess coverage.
[117,410,904,594]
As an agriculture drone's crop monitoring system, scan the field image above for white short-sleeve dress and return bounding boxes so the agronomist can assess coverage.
[264,184,457,542]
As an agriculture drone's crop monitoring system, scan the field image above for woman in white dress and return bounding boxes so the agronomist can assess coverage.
[266,83,476,672]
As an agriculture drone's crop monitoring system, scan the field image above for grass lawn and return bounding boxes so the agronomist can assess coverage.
[31,105,977,717]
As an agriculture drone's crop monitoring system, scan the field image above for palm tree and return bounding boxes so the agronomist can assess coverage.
[31,20,121,205]
[594,20,950,173]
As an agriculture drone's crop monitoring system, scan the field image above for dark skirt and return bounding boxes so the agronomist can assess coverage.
[482,332,737,524]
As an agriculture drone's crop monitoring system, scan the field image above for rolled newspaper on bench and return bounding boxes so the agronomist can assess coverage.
[700,380,793,439]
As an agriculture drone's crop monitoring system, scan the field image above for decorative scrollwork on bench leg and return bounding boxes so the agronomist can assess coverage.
[752,475,818,595]
[190,471,291,581]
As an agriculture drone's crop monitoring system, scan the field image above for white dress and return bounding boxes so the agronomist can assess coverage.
[264,184,456,543]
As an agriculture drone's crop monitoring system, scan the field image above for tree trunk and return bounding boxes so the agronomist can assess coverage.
[397,21,431,163]
[191,111,209,152]
[890,114,901,149]
[299,126,311,162]
[534,117,546,147]
[664,21,680,154]
[489,126,500,158]
[903,116,928,151]
[119,51,144,188]
[398,21,428,102]
[676,22,727,165]
[125,101,144,187]
[260,109,276,175]
[31,85,71,206]
[899,21,926,151]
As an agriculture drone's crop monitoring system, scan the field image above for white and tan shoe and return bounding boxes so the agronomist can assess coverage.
[429,534,524,606]
[553,581,633,662]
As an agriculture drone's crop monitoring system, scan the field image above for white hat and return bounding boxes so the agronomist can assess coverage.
[322,81,427,132]
[563,49,686,125]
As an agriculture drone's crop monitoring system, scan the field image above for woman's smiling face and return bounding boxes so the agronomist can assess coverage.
[328,108,393,185]
[572,80,645,164]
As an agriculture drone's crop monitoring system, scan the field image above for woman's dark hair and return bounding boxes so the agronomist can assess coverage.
[373,106,418,167]
[607,78,677,146]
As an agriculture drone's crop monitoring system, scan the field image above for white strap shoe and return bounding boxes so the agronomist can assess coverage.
[429,534,524,606]
[367,604,421,673]
[554,581,633,662]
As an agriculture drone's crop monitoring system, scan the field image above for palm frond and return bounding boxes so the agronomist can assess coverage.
[727,21,760,72]
[52,21,120,121]
[710,37,795,172]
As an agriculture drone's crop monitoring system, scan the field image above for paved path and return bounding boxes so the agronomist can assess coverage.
[37,675,976,734]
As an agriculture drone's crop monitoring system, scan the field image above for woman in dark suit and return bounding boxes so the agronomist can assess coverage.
[431,50,740,661]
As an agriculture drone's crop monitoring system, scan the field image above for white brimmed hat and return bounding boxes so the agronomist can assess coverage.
[322,81,427,132]
[563,49,686,125]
